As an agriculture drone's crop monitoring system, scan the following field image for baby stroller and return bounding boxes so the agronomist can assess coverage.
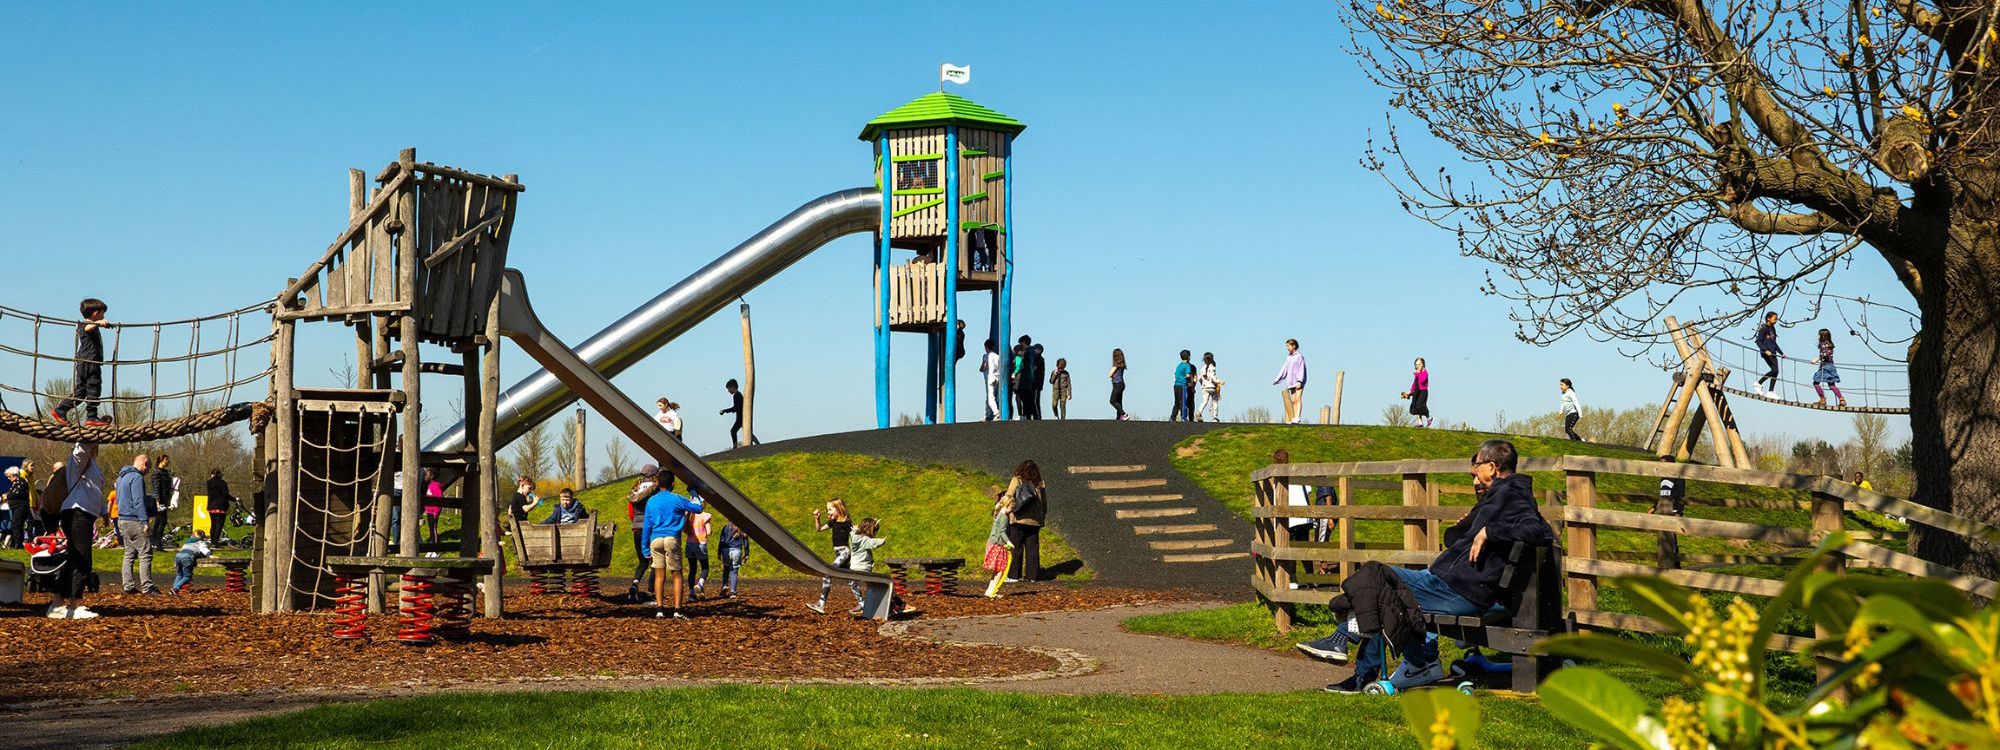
[24,534,98,595]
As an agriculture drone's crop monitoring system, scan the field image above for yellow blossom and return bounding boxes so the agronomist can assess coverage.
[1378,2,1392,19]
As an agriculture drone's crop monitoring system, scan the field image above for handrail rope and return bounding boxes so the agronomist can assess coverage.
[0,297,276,328]
[0,368,275,406]
[0,330,278,367]
[1705,332,1907,373]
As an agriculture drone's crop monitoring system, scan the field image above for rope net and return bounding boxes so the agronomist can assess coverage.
[1691,330,1910,415]
[290,404,394,608]
[0,299,276,441]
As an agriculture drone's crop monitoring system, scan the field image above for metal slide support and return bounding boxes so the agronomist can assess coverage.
[428,188,883,456]
[494,270,895,619]
[876,139,894,430]
[943,125,961,424]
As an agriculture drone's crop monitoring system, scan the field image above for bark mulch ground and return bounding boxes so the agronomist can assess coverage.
[0,581,1186,706]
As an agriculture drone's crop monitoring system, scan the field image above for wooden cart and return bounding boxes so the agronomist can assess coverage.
[509,516,616,596]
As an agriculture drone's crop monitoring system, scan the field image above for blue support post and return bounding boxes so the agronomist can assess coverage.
[998,135,1015,420]
[876,137,894,429]
[942,125,961,424]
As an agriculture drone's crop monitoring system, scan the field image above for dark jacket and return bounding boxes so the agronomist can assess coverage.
[150,467,174,516]
[206,476,232,513]
[1008,481,1046,527]
[1328,561,1425,653]
[1756,323,1782,355]
[718,523,750,552]
[1428,473,1555,610]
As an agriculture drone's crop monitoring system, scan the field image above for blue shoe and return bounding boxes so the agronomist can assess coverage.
[1387,657,1445,691]
[1294,632,1350,663]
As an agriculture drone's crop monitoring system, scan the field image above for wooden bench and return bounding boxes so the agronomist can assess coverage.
[324,556,496,645]
[883,557,965,596]
[1421,542,1566,692]
[508,516,616,596]
[195,558,253,593]
[0,559,22,604]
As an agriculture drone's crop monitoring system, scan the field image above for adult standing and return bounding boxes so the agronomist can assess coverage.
[114,453,156,595]
[1272,339,1308,424]
[1027,343,1047,420]
[1558,379,1583,441]
[1109,348,1129,420]
[625,464,664,601]
[204,469,232,544]
[52,442,106,619]
[5,465,28,548]
[1003,460,1047,582]
[1402,357,1432,428]
[1196,352,1223,422]
[148,454,174,549]
[1171,350,1196,422]
[980,340,1002,421]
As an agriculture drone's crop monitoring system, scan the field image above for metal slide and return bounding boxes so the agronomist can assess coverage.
[428,187,883,456]
[494,269,895,619]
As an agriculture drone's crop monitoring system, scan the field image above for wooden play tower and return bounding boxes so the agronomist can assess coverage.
[863,92,1025,426]
[1643,316,1752,468]
[261,148,523,619]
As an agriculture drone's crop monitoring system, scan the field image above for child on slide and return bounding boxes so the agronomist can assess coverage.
[982,486,1014,598]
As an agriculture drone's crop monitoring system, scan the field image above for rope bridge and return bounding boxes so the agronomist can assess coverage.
[0,299,277,442]
[1696,331,1910,415]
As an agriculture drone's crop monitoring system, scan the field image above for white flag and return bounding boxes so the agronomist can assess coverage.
[940,63,971,86]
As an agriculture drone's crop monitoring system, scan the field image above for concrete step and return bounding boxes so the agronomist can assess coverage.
[1132,523,1221,535]
[1163,551,1252,563]
[1089,478,1168,490]
[1066,464,1147,474]
[1114,507,1197,520]
[1147,538,1234,551]
[1101,494,1182,505]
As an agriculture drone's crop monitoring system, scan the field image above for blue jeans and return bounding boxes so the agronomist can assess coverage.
[173,550,200,591]
[1348,567,1485,676]
[722,546,746,594]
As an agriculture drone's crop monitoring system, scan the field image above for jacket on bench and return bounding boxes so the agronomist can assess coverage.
[1429,473,1555,610]
[1326,561,1425,654]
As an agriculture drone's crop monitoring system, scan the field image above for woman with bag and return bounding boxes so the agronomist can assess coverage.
[1002,460,1047,582]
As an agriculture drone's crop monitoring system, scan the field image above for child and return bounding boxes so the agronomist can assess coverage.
[717,521,749,598]
[1109,348,1129,421]
[1754,311,1783,396]
[1049,358,1072,420]
[683,507,712,599]
[719,380,748,447]
[1559,379,1583,441]
[655,397,683,440]
[1812,329,1845,407]
[421,468,443,545]
[808,499,859,614]
[626,465,663,601]
[845,518,887,614]
[1195,352,1223,422]
[51,298,113,427]
[982,488,1014,598]
[1400,357,1432,428]
[171,530,212,594]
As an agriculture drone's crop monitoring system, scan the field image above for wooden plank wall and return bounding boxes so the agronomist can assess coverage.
[887,262,948,326]
[887,128,947,238]
[957,128,1009,277]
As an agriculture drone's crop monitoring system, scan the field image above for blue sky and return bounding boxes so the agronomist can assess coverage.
[0,2,1912,459]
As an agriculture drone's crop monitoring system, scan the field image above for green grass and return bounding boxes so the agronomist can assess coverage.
[0,519,255,577]
[574,452,1084,581]
[134,684,1593,749]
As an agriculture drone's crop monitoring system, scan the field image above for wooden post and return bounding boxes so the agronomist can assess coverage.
[739,300,756,447]
[1402,472,1430,552]
[396,149,423,559]
[1564,470,1599,612]
[1331,370,1344,425]
[1811,491,1846,684]
[268,320,297,611]
[1336,476,1354,578]
[1254,477,1293,633]
[572,407,587,490]
[1679,398,1709,464]
[460,347,482,560]
[479,292,504,618]
[1318,405,1330,425]
[1658,358,1703,460]
[1654,483,1683,570]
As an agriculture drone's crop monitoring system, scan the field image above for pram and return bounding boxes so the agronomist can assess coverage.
[24,534,98,594]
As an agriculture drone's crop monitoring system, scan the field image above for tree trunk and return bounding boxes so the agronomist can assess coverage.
[1908,210,2000,578]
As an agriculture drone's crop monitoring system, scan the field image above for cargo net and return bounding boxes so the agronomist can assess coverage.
[290,403,394,608]
[0,299,277,442]
[1694,333,1910,415]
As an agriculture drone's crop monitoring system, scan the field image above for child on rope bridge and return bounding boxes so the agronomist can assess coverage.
[51,298,113,427]
[1812,328,1846,408]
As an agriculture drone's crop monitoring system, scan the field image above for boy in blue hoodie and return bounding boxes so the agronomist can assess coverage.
[114,453,156,594]
[642,472,705,619]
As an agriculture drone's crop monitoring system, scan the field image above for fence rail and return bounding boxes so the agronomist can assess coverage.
[1249,454,1997,654]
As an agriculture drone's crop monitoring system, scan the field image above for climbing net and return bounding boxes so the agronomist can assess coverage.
[290,404,394,607]
[0,299,276,442]
[1693,331,1910,414]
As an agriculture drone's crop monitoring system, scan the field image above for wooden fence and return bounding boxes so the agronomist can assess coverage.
[1250,455,2000,653]
[887,261,949,328]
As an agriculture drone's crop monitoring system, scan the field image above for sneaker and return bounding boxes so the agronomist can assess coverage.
[122,586,138,595]
[806,601,826,614]
[46,603,69,619]
[847,606,864,615]
[653,606,665,619]
[67,606,100,620]
[141,585,161,595]
[1295,634,1350,663]
[48,410,70,426]
[1387,658,1446,691]
[672,610,688,620]
[1323,672,1377,693]
[84,416,111,427]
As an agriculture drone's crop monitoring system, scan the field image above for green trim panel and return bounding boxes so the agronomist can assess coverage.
[960,191,988,203]
[892,198,945,218]
[896,187,944,196]
[960,221,1006,231]
[981,170,1006,181]
[890,153,943,163]
[960,148,988,157]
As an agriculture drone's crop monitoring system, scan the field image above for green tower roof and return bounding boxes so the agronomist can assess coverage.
[858,92,1027,141]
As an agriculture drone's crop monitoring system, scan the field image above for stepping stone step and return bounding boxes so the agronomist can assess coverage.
[1066,464,1147,474]
[1147,538,1234,551]
[1089,478,1168,490]
[1114,507,1196,519]
[1132,523,1220,535]
[1101,494,1182,505]
[1162,551,1251,563]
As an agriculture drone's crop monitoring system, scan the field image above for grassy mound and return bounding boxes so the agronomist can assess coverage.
[135,684,1591,749]
[572,452,1085,582]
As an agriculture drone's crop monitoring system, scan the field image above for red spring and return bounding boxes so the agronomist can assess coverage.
[397,574,437,646]
[923,569,946,596]
[529,569,561,595]
[940,567,960,595]
[889,569,909,597]
[567,570,599,597]
[331,576,370,640]
[224,566,248,593]
[435,577,472,641]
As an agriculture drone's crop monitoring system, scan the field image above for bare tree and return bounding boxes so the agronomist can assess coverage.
[554,411,581,486]
[1345,0,2000,573]
[1852,412,1891,476]
[509,419,552,482]
[1381,404,1416,428]
[598,438,634,484]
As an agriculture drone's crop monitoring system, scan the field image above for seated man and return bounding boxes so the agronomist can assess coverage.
[541,488,589,525]
[1306,439,1556,692]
